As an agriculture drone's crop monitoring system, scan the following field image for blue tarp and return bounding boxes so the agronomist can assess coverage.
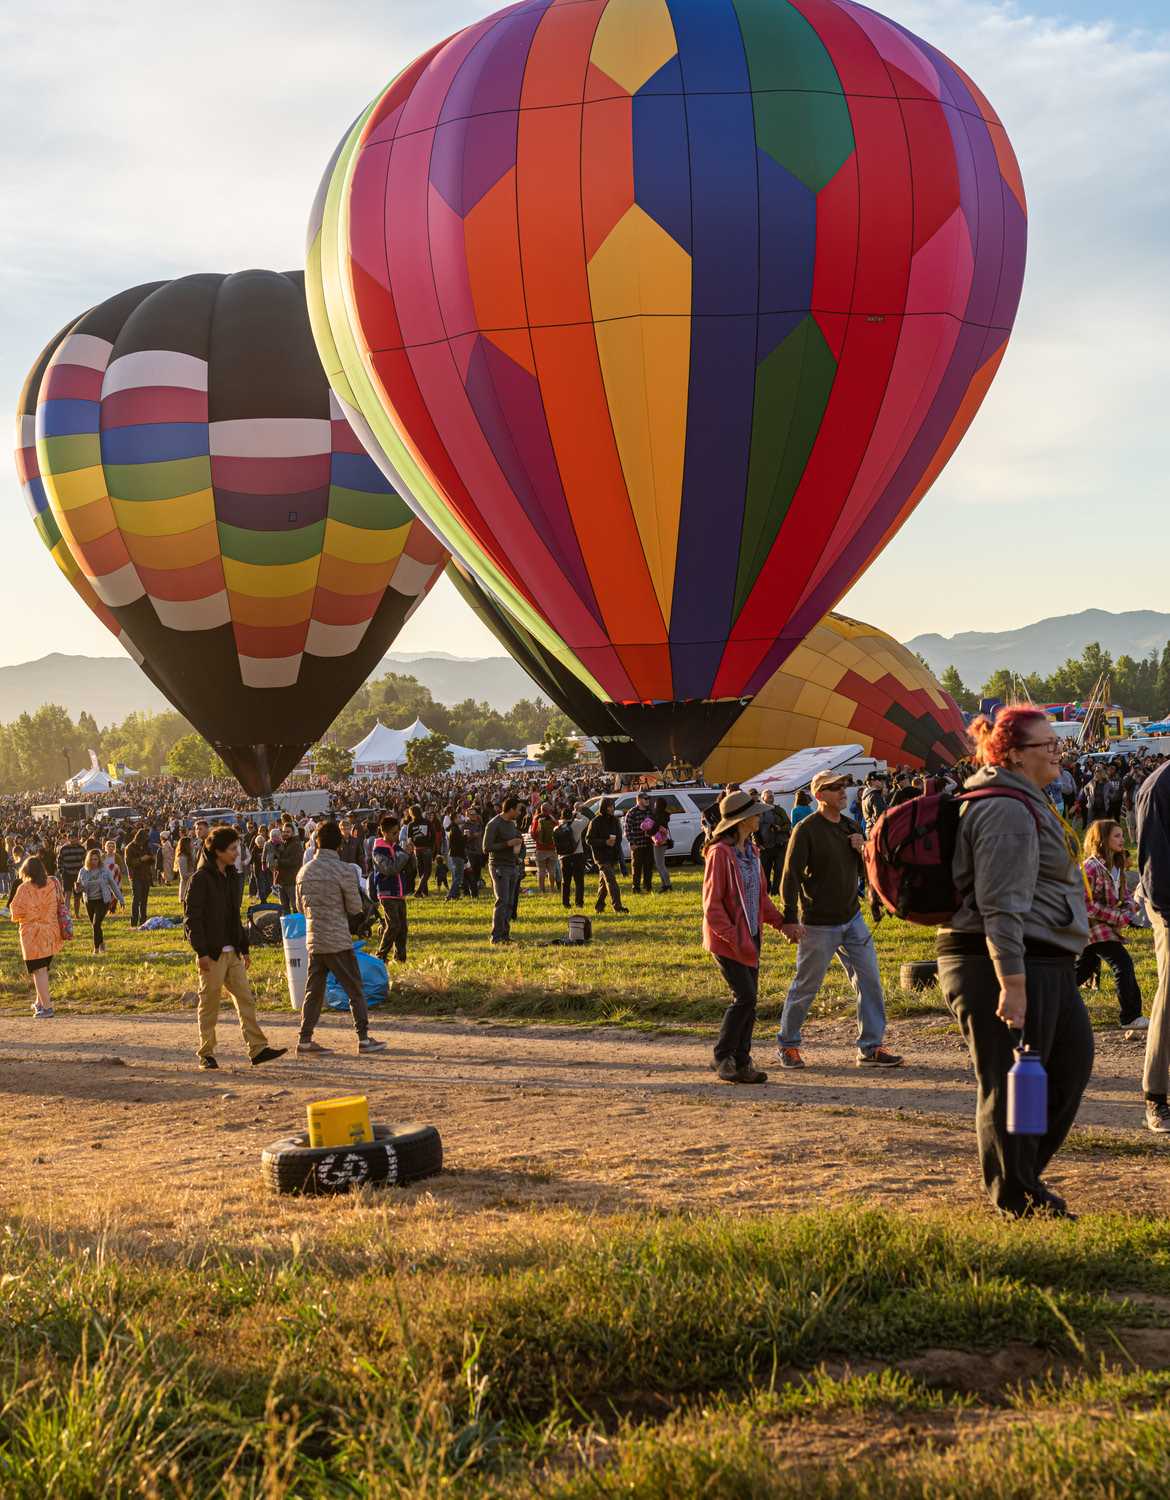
[325,942,390,1010]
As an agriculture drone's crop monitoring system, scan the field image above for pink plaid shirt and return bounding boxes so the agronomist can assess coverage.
[1083,855,1137,946]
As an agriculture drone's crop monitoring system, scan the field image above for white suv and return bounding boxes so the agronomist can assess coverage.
[578,785,722,864]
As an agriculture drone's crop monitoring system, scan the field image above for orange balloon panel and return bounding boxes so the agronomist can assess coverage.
[704,612,968,783]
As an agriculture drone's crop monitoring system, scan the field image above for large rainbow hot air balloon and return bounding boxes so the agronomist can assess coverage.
[308,0,1026,767]
[17,271,447,793]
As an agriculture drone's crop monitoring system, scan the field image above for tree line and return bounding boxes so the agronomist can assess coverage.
[0,671,575,792]
[940,641,1170,719]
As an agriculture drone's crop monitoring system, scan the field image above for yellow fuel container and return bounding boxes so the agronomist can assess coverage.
[306,1095,373,1148]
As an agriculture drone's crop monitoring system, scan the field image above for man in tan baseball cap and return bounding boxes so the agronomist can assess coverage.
[775,771,903,1071]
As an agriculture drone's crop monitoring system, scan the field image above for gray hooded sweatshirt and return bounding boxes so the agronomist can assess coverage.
[941,765,1088,976]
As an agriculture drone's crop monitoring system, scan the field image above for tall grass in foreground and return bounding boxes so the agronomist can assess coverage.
[4,1206,1170,1495]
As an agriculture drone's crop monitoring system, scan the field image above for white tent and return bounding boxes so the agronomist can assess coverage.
[66,767,115,794]
[349,719,495,775]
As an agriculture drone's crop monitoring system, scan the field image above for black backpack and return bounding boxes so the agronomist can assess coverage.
[553,822,577,858]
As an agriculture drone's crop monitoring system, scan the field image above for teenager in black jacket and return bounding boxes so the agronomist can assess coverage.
[185,827,286,1071]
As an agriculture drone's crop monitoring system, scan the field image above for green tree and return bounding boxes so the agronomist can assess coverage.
[939,665,977,713]
[980,669,1016,705]
[538,730,578,769]
[165,733,226,779]
[1155,644,1170,718]
[313,743,354,780]
[403,732,454,776]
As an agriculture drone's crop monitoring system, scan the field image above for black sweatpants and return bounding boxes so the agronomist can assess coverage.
[300,949,370,1041]
[938,952,1094,1215]
[87,898,108,952]
[376,899,408,963]
[630,844,655,893]
[713,937,761,1066]
[1076,939,1142,1025]
[560,852,585,908]
[414,848,433,895]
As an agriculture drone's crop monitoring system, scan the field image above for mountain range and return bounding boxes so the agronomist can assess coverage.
[3,609,1170,725]
[905,610,1170,687]
[0,650,545,727]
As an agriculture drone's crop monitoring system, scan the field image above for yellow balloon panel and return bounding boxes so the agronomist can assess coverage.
[704,613,969,783]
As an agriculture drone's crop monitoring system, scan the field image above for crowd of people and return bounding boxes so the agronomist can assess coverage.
[6,730,1170,1220]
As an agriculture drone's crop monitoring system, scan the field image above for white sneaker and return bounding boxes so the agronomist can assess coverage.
[357,1036,387,1053]
[1125,1017,1150,1032]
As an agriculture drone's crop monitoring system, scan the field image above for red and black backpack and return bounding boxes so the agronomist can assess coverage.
[865,787,1043,926]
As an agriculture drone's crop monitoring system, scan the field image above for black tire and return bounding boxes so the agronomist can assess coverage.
[690,835,704,864]
[900,960,939,992]
[260,1123,442,1196]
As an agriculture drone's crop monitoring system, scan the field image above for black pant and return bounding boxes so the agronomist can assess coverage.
[938,952,1094,1215]
[714,939,760,1065]
[759,848,781,895]
[630,844,655,893]
[595,862,624,912]
[560,852,585,908]
[131,877,151,927]
[466,854,483,897]
[415,848,433,895]
[87,898,108,952]
[376,899,408,963]
[300,949,370,1041]
[1077,939,1142,1024]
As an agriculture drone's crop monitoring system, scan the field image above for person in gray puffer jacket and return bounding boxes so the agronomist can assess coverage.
[938,706,1092,1220]
[294,821,386,1056]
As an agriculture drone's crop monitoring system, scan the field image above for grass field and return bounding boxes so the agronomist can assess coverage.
[5,1203,1170,1496]
[4,864,1169,1495]
[0,863,1155,1033]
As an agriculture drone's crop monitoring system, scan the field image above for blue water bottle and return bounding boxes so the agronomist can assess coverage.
[1007,1043,1047,1136]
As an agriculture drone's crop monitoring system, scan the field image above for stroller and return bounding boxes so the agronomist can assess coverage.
[246,902,284,947]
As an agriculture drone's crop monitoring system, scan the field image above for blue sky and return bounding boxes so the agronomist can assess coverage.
[2,0,1167,669]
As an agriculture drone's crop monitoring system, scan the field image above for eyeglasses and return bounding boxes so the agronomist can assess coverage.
[1019,738,1060,752]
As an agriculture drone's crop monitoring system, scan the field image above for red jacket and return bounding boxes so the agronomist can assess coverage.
[702,841,784,967]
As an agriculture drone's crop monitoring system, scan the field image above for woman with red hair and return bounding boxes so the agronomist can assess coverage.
[937,706,1092,1218]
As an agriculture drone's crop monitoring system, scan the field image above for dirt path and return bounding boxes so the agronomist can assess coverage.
[2,1009,1164,1245]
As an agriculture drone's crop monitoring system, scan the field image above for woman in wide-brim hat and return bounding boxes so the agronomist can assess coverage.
[703,789,786,1084]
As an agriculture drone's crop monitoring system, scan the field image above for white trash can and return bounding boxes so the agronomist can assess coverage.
[281,913,308,1010]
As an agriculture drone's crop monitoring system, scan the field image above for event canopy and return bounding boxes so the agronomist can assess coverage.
[65,767,115,794]
[348,719,495,773]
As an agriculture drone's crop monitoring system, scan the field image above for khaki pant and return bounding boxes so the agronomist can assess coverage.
[1143,917,1170,1095]
[196,951,267,1061]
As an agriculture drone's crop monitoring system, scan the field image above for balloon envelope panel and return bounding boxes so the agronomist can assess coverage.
[309,0,1024,765]
[704,613,970,784]
[23,271,447,792]
[447,560,653,772]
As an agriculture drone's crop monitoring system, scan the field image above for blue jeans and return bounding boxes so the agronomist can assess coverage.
[447,857,466,900]
[778,911,887,1057]
[490,865,521,942]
